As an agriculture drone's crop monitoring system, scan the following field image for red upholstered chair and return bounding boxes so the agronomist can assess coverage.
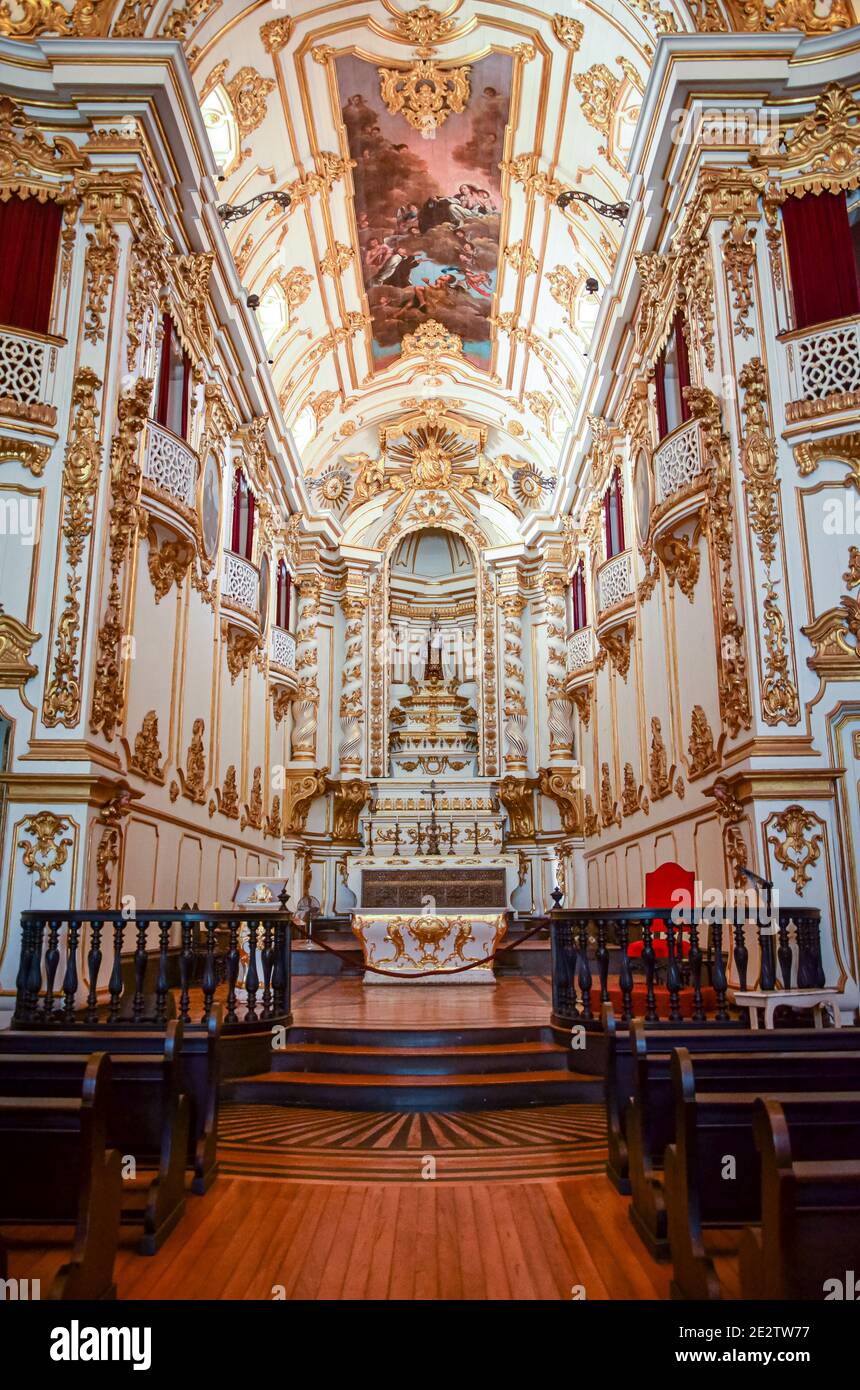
[627,861,695,962]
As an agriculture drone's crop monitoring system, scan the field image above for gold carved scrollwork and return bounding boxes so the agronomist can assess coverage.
[537,767,583,836]
[0,609,40,692]
[0,437,50,475]
[326,778,371,843]
[378,60,471,136]
[180,717,206,803]
[759,83,860,195]
[649,717,673,799]
[129,708,164,782]
[281,767,328,835]
[655,525,702,600]
[767,804,823,896]
[242,767,264,831]
[571,684,592,730]
[217,765,240,820]
[95,792,134,911]
[18,811,73,892]
[600,762,621,829]
[722,214,757,340]
[688,704,719,778]
[498,776,538,840]
[597,620,634,681]
[144,524,192,603]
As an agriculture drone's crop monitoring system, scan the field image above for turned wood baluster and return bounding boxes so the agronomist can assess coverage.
[688,917,705,1022]
[577,918,593,1021]
[665,913,682,1023]
[733,908,749,992]
[108,918,124,1021]
[813,915,825,987]
[777,912,793,989]
[758,904,776,992]
[796,915,813,988]
[617,919,633,1022]
[225,918,240,1025]
[155,920,170,1025]
[201,919,217,1020]
[43,918,61,1020]
[711,918,729,1020]
[85,920,103,1024]
[271,920,285,1015]
[261,920,274,1019]
[133,918,148,1021]
[14,919,33,1023]
[26,919,46,1023]
[245,921,260,1022]
[61,920,80,1022]
[642,918,658,1023]
[596,918,610,1003]
[179,920,193,1023]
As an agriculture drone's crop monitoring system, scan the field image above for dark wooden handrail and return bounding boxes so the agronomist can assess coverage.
[14,909,293,1034]
[548,905,824,1028]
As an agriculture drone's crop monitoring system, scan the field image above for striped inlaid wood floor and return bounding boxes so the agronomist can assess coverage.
[218,1102,608,1183]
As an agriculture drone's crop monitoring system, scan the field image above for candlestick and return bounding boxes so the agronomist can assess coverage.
[448,820,455,855]
[393,821,400,858]
[416,821,423,856]
[473,819,480,856]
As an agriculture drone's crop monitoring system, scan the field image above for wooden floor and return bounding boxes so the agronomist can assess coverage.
[290,973,554,1027]
[103,1170,671,1300]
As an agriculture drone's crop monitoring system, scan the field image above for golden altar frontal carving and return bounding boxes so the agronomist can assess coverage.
[352,912,506,984]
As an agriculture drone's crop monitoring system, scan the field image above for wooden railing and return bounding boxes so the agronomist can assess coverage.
[548,905,824,1028]
[13,909,293,1033]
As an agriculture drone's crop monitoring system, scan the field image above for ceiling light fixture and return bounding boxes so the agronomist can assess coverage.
[216,191,293,226]
[555,190,629,224]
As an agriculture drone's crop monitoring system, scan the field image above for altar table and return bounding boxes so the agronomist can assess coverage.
[351,912,506,984]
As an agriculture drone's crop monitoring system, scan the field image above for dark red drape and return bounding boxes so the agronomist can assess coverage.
[285,569,292,629]
[155,314,173,426]
[674,312,692,422]
[180,350,191,438]
[571,564,586,630]
[654,348,669,439]
[245,487,255,561]
[276,562,292,629]
[614,470,625,553]
[231,467,244,553]
[782,190,860,331]
[0,195,62,336]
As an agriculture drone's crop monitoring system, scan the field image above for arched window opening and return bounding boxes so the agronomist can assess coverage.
[571,560,587,632]
[275,558,292,630]
[604,468,625,560]
[654,311,692,440]
[155,313,192,439]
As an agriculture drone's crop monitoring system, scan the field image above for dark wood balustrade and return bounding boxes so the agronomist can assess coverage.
[13,909,293,1034]
[549,905,824,1028]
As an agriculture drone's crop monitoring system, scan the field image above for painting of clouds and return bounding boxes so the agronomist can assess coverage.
[335,51,513,370]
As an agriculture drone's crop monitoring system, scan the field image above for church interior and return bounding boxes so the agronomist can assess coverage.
[1,0,860,1333]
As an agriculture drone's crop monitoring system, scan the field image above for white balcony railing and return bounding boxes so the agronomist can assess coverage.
[270,626,296,670]
[221,550,259,615]
[144,420,199,510]
[597,550,633,614]
[0,325,59,420]
[654,417,706,505]
[567,628,594,673]
[784,315,860,411]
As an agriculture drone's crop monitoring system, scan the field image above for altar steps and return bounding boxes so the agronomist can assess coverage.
[220,1025,600,1111]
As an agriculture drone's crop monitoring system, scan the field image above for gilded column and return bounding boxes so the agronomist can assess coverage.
[499,584,528,774]
[338,584,368,777]
[290,574,321,763]
[542,572,575,763]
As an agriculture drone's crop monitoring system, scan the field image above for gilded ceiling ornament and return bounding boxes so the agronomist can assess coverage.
[726,0,853,34]
[234,234,253,278]
[0,436,49,476]
[389,4,458,48]
[42,367,101,728]
[159,0,216,41]
[573,60,641,174]
[684,0,728,28]
[688,704,719,778]
[547,264,586,328]
[649,717,672,799]
[0,0,106,37]
[0,92,89,175]
[631,0,678,31]
[551,14,584,49]
[378,60,471,137]
[505,241,538,276]
[524,390,558,438]
[217,764,240,819]
[739,357,799,726]
[18,811,73,892]
[260,15,293,52]
[512,460,553,510]
[306,390,339,435]
[600,762,621,829]
[90,377,153,741]
[722,214,757,340]
[313,464,352,510]
[129,709,164,782]
[0,608,40,692]
[321,242,355,277]
[242,767,264,831]
[112,0,155,37]
[767,804,822,895]
[401,317,463,371]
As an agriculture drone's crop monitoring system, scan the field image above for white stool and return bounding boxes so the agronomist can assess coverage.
[733,987,842,1031]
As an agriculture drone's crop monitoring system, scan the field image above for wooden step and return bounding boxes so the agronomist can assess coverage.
[272,1040,572,1076]
[220,1067,601,1111]
[286,1023,554,1048]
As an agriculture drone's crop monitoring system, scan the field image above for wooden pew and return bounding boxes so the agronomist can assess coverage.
[739,1096,860,1301]
[627,1024,860,1256]
[603,1001,858,1194]
[664,1048,860,1299]
[0,1052,121,1300]
[0,1020,188,1254]
[1,1006,221,1196]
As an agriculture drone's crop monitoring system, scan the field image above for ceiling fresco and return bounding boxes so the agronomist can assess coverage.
[336,50,513,371]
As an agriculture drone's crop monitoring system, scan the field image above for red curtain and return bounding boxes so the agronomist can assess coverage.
[231,468,244,553]
[180,349,191,438]
[155,314,173,426]
[0,195,62,335]
[571,564,586,630]
[654,348,669,439]
[245,488,255,561]
[674,312,692,422]
[782,191,860,331]
[276,562,292,629]
[614,470,625,552]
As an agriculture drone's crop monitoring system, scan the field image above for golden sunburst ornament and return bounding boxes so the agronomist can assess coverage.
[313,465,351,509]
[513,461,554,509]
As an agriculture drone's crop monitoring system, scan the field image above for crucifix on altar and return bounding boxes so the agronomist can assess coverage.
[421,777,443,856]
